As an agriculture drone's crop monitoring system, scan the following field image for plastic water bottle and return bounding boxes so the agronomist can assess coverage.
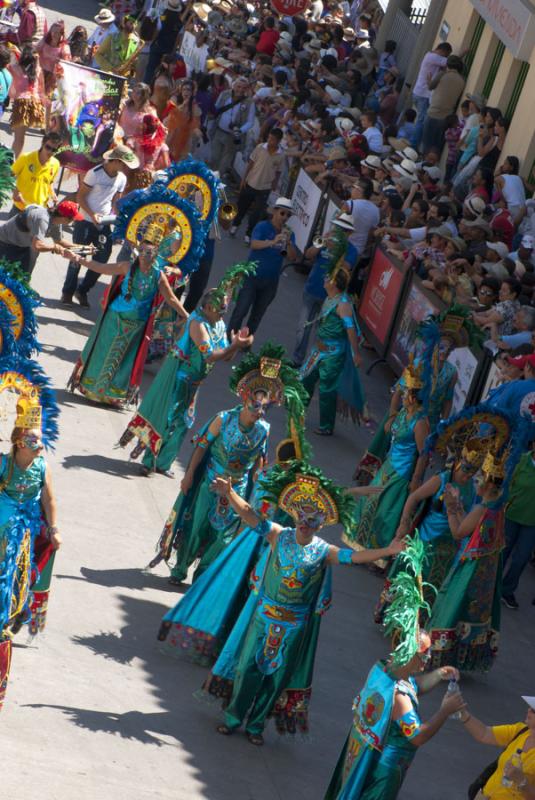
[502,748,523,787]
[447,679,462,720]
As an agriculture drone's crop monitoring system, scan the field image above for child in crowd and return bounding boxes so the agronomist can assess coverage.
[444,113,464,182]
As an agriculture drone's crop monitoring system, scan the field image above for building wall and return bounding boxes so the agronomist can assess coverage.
[434,0,534,181]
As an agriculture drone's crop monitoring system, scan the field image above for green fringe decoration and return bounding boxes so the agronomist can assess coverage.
[435,303,485,349]
[255,459,357,533]
[383,531,434,666]
[212,261,257,306]
[0,146,15,210]
[325,226,349,278]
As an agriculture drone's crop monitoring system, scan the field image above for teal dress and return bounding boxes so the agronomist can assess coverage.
[75,261,163,406]
[157,472,291,666]
[165,407,270,582]
[0,454,46,637]
[121,309,228,472]
[325,661,420,800]
[375,471,475,623]
[213,522,333,736]
[345,408,426,557]
[302,293,365,433]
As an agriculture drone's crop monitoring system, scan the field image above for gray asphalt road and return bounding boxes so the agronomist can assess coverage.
[1,2,534,798]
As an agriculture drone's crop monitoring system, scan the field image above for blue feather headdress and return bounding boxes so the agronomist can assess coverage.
[0,357,60,449]
[160,157,221,225]
[0,262,40,358]
[112,184,208,277]
[0,303,17,360]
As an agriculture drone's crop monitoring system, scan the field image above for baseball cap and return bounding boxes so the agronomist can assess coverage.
[486,241,509,259]
[274,197,293,212]
[325,85,342,104]
[423,165,442,181]
[521,235,535,249]
[103,144,140,169]
[55,200,83,221]
[506,354,535,369]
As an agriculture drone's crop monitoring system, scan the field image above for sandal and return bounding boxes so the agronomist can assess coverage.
[168,576,183,587]
[246,733,264,746]
[313,427,333,436]
[216,724,234,736]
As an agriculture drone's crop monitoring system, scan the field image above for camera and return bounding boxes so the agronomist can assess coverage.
[232,127,242,145]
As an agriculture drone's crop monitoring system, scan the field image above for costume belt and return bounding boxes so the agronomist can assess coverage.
[317,338,345,354]
[255,593,310,675]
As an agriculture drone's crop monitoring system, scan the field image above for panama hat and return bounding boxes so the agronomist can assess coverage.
[332,213,355,232]
[94,8,115,24]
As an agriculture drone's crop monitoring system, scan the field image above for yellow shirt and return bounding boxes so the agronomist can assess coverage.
[483,723,535,799]
[12,150,60,210]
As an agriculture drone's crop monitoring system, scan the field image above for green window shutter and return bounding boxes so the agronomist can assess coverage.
[482,41,505,99]
[464,15,485,76]
[505,61,530,122]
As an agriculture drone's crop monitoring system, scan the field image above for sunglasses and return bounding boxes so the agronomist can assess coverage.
[479,289,494,296]
[43,144,58,153]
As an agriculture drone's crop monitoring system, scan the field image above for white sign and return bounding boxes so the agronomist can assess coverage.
[179,32,207,74]
[480,360,502,400]
[447,347,479,413]
[288,168,323,253]
[322,198,341,236]
[469,0,535,60]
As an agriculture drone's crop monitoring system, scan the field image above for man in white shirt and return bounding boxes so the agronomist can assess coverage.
[61,144,137,306]
[343,177,380,255]
[360,111,383,154]
[210,78,256,179]
[89,9,118,67]
[412,42,452,148]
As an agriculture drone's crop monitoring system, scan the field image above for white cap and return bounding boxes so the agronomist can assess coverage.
[335,117,354,134]
[325,85,342,104]
[522,696,535,711]
[486,241,509,259]
[274,196,293,211]
[332,213,355,232]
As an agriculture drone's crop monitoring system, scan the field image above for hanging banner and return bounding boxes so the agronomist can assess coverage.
[271,0,309,16]
[321,197,341,236]
[51,60,126,172]
[357,247,407,357]
[288,168,323,253]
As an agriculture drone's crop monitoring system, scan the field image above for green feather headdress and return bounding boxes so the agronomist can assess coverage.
[435,303,485,349]
[324,225,350,279]
[383,531,435,666]
[229,340,309,444]
[211,261,257,307]
[255,459,357,532]
[0,146,15,209]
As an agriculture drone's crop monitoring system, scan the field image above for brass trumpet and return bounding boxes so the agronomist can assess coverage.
[313,236,325,249]
[216,186,238,233]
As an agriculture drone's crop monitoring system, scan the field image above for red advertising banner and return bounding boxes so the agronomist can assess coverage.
[357,247,406,355]
[271,0,309,16]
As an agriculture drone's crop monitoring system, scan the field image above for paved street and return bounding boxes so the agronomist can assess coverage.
[1,2,534,798]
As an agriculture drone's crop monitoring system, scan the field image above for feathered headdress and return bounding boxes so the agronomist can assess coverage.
[229,342,309,438]
[0,262,40,358]
[211,261,257,308]
[383,532,434,666]
[325,225,351,285]
[112,183,207,274]
[256,460,356,533]
[435,303,485,349]
[0,357,60,448]
[0,145,15,209]
[159,157,221,225]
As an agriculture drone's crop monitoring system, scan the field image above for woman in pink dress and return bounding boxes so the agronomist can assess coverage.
[9,46,46,157]
[118,82,156,141]
[36,19,71,96]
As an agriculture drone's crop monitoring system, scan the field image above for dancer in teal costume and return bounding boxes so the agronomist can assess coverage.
[325,537,466,799]
[156,449,299,666]
[118,263,256,475]
[301,237,367,436]
[202,469,403,745]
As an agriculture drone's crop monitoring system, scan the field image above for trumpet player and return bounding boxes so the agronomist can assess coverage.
[292,214,357,368]
[227,197,297,337]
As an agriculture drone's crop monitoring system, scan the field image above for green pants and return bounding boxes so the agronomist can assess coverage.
[141,383,199,472]
[224,616,305,735]
[302,351,344,433]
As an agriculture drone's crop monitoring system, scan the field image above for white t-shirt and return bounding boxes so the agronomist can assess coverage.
[413,51,448,99]
[363,126,383,154]
[501,174,526,212]
[346,198,380,252]
[81,164,127,221]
